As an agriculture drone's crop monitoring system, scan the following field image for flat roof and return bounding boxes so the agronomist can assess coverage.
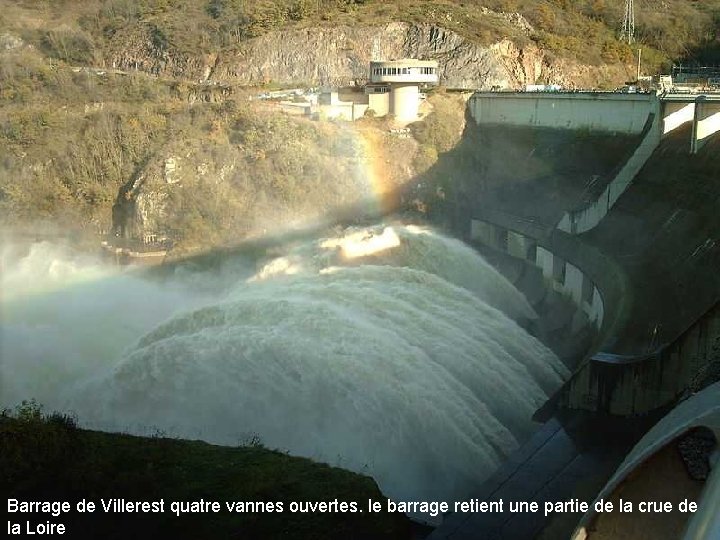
[370,59,438,67]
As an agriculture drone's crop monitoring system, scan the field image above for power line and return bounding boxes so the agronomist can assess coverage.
[621,0,635,43]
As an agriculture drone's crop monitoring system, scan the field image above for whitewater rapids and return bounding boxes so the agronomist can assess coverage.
[1,224,568,507]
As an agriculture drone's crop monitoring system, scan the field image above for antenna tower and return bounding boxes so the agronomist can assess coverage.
[621,0,635,43]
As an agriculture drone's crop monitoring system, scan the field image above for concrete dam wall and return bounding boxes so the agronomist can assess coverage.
[451,91,720,416]
[427,93,719,540]
[470,92,662,235]
[469,92,656,134]
[469,92,720,237]
[557,111,660,235]
[469,217,610,334]
[566,302,720,414]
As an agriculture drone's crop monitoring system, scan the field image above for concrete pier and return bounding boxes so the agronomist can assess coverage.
[692,96,720,153]
[661,94,720,153]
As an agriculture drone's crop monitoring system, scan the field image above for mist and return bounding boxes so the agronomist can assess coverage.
[1,224,568,509]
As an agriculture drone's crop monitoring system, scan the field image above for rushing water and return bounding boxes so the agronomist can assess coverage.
[0,224,567,509]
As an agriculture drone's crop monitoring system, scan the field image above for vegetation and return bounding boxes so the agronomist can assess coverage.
[410,92,466,174]
[1,0,718,247]
[0,46,399,247]
[156,106,386,248]
[1,1,718,74]
[0,44,178,229]
[1,401,410,539]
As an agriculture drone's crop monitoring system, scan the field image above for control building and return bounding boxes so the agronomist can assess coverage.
[367,59,439,122]
[278,59,440,122]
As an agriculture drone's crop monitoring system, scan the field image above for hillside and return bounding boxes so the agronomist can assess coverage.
[1,402,411,539]
[1,0,718,251]
[2,0,719,87]
[0,41,431,250]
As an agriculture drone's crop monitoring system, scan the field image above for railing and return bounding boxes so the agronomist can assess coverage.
[557,111,660,234]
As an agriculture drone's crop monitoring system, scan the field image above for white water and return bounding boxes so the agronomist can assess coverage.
[0,224,568,508]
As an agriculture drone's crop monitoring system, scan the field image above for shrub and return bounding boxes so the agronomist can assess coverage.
[41,28,96,64]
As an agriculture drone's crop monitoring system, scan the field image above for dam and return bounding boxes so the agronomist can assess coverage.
[1,87,718,539]
[424,89,720,539]
[455,90,720,412]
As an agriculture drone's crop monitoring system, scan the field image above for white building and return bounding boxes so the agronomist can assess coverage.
[279,59,440,123]
[368,59,439,122]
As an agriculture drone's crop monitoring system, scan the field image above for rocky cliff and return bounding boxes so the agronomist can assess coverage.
[107,21,621,90]
[108,109,422,251]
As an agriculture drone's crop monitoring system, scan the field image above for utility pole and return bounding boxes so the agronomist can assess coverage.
[622,0,635,43]
[636,48,642,81]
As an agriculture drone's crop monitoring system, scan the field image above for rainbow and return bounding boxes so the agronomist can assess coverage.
[345,124,401,216]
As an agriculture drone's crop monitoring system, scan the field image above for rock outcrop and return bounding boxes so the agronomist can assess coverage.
[217,23,519,88]
[109,114,421,249]
[106,22,594,90]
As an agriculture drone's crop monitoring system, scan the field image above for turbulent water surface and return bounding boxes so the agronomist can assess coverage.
[1,224,568,508]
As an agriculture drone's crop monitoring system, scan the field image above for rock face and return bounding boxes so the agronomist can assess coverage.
[107,26,215,79]
[0,32,25,51]
[111,146,245,246]
[108,113,421,250]
[107,22,575,89]
[112,160,169,243]
[219,23,519,88]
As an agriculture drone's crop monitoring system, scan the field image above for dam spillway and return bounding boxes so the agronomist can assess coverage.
[0,224,569,510]
[2,87,719,538]
[423,90,720,539]
[428,90,720,415]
